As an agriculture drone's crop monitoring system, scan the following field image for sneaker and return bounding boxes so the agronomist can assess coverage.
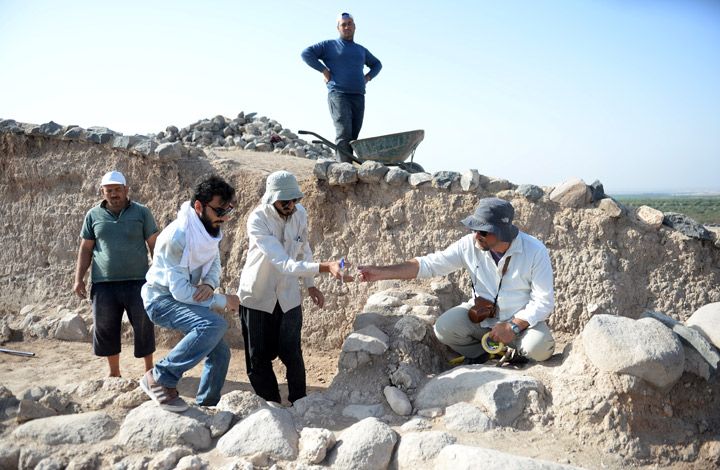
[139,370,189,412]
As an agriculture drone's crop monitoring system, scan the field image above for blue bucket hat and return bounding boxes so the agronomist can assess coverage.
[461,198,519,242]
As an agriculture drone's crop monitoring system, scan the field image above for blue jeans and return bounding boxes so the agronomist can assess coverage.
[328,91,365,163]
[146,295,230,406]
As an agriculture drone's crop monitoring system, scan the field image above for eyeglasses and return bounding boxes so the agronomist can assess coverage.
[206,204,234,217]
[279,198,300,209]
[474,230,489,237]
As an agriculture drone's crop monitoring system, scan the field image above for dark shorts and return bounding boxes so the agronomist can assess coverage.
[91,280,155,358]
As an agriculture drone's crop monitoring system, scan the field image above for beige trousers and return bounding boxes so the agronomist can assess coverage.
[433,302,555,361]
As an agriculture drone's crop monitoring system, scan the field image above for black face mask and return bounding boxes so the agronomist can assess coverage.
[200,209,221,237]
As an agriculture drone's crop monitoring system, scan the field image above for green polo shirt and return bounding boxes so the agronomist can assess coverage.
[81,200,158,282]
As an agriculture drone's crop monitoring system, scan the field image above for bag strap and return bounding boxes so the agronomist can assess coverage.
[470,255,512,304]
[492,256,512,308]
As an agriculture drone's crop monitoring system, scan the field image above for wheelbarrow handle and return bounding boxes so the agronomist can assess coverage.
[298,130,361,165]
[298,130,336,150]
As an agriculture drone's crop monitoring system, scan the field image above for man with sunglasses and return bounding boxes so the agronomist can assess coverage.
[238,171,346,404]
[139,176,240,412]
[358,198,556,365]
[73,171,159,378]
[301,12,382,163]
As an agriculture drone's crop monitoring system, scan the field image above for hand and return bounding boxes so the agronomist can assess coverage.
[322,69,331,83]
[308,287,325,308]
[328,259,353,281]
[490,322,517,345]
[73,280,87,299]
[357,265,381,282]
[193,284,214,302]
[364,74,371,83]
[225,294,240,313]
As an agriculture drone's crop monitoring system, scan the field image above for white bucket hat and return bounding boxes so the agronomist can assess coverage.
[100,171,126,186]
[262,171,304,204]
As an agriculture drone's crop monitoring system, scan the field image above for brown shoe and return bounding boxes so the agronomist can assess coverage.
[139,370,189,412]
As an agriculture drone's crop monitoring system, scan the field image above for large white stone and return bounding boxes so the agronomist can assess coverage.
[326,417,397,470]
[582,315,685,389]
[413,367,545,426]
[549,177,591,208]
[687,302,720,349]
[118,402,211,451]
[341,325,389,355]
[383,386,412,416]
[636,205,664,229]
[395,431,456,468]
[13,411,118,445]
[443,402,493,432]
[298,427,336,464]
[435,444,582,469]
[216,407,298,460]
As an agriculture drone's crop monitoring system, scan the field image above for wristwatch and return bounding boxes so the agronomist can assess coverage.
[509,322,522,336]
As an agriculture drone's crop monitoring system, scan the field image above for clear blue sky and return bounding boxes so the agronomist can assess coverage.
[2,0,718,193]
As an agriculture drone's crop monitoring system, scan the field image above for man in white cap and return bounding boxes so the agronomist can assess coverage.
[301,12,382,162]
[140,175,240,412]
[359,198,556,364]
[73,170,159,377]
[238,170,347,404]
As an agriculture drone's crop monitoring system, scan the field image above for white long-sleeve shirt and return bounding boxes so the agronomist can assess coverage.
[141,222,227,312]
[238,203,319,313]
[416,232,554,327]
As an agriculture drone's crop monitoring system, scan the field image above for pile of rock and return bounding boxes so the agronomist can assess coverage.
[0,112,334,161]
[156,112,333,160]
[0,304,91,345]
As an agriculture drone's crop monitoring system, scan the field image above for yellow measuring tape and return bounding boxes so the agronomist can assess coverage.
[481,332,506,355]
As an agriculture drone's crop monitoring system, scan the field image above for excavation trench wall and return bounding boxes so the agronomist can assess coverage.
[2,133,719,349]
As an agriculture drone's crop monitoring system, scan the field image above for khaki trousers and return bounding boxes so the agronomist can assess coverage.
[433,302,555,361]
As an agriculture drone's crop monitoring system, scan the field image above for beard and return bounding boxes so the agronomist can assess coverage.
[475,239,490,251]
[200,210,221,237]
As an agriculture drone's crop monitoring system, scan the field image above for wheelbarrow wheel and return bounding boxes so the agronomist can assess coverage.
[399,162,425,174]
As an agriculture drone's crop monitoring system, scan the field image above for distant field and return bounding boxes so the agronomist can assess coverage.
[614,195,720,225]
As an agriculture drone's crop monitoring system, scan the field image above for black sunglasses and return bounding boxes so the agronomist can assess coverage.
[279,198,300,209]
[474,230,489,237]
[206,204,234,217]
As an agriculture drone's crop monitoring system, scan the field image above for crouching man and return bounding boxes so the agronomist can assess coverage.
[140,176,240,412]
[359,198,555,364]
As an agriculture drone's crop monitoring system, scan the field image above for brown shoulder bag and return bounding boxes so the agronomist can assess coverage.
[468,256,511,323]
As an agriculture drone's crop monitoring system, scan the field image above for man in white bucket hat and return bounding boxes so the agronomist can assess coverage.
[359,198,556,365]
[238,170,347,404]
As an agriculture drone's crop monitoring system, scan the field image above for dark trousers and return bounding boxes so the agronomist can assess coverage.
[328,91,365,163]
[239,302,306,403]
[91,280,155,357]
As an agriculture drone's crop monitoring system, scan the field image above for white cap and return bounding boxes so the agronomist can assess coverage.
[100,171,126,186]
[261,171,304,204]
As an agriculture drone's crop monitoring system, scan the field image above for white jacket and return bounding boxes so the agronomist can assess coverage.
[416,231,554,327]
[238,203,319,313]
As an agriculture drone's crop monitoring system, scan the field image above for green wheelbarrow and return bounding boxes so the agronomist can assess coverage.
[298,129,425,173]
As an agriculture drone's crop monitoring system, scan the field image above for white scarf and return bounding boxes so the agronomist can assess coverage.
[176,201,222,279]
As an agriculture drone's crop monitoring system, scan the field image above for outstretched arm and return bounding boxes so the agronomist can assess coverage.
[358,259,419,282]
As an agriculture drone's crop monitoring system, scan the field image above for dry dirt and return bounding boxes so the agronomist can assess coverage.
[0,337,703,470]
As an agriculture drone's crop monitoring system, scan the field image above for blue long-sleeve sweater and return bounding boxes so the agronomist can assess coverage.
[301,38,382,95]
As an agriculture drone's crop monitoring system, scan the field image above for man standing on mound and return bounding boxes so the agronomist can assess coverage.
[238,170,347,404]
[73,170,158,378]
[359,198,556,365]
[140,176,240,412]
[302,11,382,163]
